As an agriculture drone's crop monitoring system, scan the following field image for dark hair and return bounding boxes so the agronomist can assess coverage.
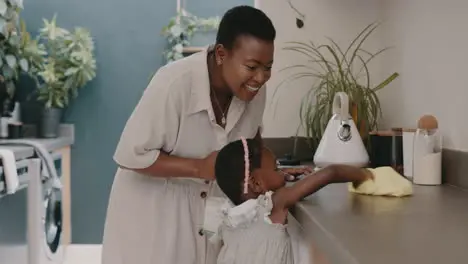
[215,138,262,205]
[216,5,276,50]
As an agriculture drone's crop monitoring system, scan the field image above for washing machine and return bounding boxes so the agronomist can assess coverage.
[0,150,65,264]
[0,157,35,264]
[29,151,65,264]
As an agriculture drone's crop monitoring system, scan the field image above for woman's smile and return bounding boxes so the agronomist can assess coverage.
[246,84,261,92]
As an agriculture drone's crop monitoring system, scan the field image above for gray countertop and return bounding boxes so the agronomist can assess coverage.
[0,136,74,160]
[0,133,75,196]
[0,124,74,160]
[292,182,468,264]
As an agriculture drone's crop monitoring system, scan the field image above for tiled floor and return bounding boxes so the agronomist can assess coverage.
[64,244,102,264]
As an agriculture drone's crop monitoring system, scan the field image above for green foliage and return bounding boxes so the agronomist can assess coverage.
[33,14,97,109]
[0,0,39,100]
[161,9,219,63]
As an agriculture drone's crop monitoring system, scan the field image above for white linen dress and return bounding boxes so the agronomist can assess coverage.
[100,47,266,264]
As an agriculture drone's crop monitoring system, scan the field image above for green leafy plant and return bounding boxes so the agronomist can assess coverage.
[19,19,47,79]
[33,15,97,109]
[161,9,220,63]
[0,0,42,102]
[277,22,399,149]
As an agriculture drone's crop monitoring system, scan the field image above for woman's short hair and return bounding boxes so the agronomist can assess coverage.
[216,5,276,50]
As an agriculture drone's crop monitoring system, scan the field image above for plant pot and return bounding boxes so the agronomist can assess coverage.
[39,107,62,138]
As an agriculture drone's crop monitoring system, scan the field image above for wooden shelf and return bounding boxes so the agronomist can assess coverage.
[182,46,204,54]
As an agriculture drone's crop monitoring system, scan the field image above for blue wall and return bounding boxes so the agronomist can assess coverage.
[21,0,252,243]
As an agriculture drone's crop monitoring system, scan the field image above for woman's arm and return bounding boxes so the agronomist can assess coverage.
[125,151,217,180]
[129,153,199,178]
[113,63,224,180]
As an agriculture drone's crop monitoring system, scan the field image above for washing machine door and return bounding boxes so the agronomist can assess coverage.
[42,183,63,258]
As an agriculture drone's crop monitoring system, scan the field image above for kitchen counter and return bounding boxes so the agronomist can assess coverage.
[0,136,74,160]
[292,182,468,264]
[0,125,75,160]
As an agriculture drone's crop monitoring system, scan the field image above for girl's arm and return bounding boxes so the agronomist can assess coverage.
[270,165,371,221]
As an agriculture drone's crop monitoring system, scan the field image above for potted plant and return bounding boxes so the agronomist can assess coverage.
[277,22,399,150]
[32,15,96,138]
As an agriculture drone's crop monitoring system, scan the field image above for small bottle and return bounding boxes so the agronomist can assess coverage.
[0,99,11,139]
[10,101,20,123]
[412,115,442,185]
[402,128,417,180]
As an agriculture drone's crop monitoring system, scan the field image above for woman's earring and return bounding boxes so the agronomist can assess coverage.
[217,58,223,65]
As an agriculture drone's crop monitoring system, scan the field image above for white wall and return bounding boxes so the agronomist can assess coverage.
[259,0,468,151]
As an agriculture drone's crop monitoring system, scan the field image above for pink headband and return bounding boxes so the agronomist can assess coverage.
[240,137,250,194]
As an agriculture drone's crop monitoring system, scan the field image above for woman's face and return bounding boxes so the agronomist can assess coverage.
[215,35,274,102]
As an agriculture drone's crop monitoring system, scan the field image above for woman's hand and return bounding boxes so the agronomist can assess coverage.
[279,166,314,182]
[196,151,219,180]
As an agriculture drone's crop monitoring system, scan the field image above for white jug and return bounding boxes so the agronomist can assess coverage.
[313,92,369,168]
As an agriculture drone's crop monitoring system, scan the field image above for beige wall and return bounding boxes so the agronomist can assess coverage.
[380,0,468,150]
[259,0,467,151]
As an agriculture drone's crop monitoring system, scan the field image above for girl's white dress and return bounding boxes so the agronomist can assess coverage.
[207,192,311,264]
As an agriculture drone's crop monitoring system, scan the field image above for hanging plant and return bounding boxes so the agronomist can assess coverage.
[287,0,305,29]
[161,9,220,63]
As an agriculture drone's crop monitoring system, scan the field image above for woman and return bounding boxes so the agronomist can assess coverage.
[101,5,308,264]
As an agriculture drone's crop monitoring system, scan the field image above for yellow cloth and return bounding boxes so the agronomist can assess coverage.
[348,166,413,197]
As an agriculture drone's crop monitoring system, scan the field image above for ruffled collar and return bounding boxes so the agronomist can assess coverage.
[220,191,274,228]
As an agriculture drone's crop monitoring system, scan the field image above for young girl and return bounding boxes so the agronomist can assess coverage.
[212,137,371,264]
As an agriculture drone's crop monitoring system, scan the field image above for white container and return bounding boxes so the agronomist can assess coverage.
[10,102,20,123]
[412,128,442,185]
[402,130,416,179]
[313,92,369,168]
[0,116,9,138]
